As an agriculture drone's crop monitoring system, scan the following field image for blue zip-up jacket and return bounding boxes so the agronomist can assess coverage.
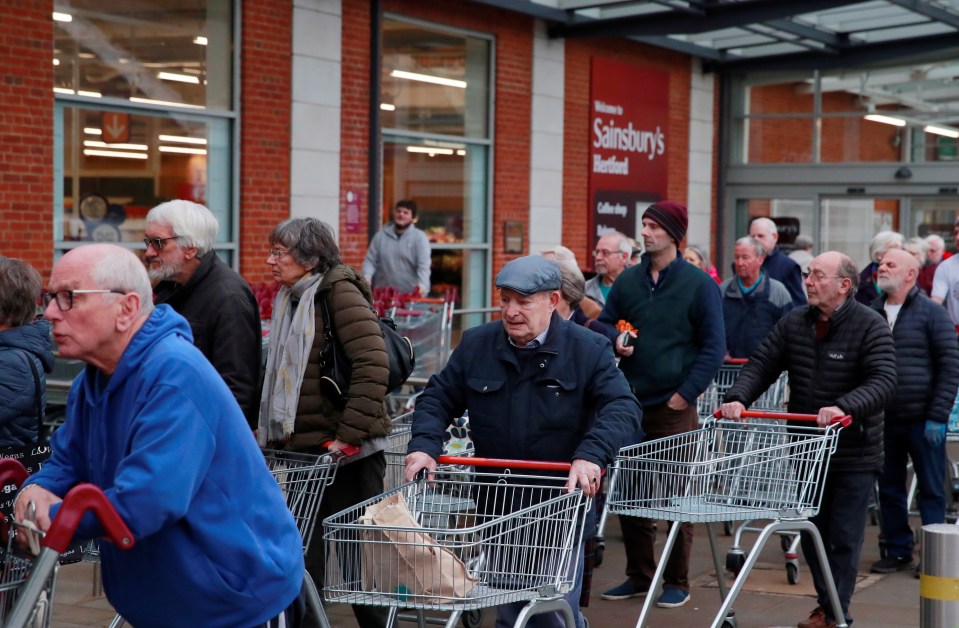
[762,246,807,307]
[0,320,54,447]
[600,252,725,407]
[26,306,302,628]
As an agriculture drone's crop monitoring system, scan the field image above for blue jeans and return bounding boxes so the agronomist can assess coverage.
[877,421,946,557]
[800,470,875,625]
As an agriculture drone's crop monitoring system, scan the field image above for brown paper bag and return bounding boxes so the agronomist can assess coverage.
[359,492,477,602]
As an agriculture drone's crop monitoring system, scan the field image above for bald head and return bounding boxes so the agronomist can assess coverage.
[877,248,919,302]
[804,251,858,318]
[46,244,153,373]
[748,217,779,254]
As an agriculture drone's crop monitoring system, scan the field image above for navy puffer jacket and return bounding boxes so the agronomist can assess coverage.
[724,298,896,473]
[871,286,959,425]
[0,320,54,447]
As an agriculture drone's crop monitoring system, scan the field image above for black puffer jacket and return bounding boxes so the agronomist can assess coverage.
[724,297,896,473]
[871,286,959,425]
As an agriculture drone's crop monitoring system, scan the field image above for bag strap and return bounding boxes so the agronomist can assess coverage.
[22,350,44,439]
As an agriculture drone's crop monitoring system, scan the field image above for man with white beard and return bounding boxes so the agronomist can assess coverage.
[144,200,262,427]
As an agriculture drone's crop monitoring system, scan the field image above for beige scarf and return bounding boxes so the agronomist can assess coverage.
[257,272,323,446]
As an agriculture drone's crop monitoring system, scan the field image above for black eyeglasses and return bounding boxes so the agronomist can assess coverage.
[143,236,179,250]
[42,289,127,312]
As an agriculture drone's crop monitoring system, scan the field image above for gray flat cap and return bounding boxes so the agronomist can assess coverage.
[495,255,562,295]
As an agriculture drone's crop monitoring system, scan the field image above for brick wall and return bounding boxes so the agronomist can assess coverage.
[563,39,692,268]
[238,0,293,283]
[0,1,53,277]
[748,83,899,163]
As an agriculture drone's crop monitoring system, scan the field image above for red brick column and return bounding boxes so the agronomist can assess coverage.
[239,0,292,283]
[0,1,54,277]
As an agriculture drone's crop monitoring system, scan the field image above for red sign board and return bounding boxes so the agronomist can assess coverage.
[588,58,670,248]
[101,111,129,144]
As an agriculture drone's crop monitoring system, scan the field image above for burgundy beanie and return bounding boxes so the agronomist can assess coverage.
[643,201,688,245]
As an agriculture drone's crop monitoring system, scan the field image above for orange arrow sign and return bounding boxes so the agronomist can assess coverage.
[102,112,129,143]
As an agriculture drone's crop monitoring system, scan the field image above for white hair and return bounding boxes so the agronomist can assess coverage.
[89,246,154,316]
[598,231,632,255]
[869,231,904,263]
[926,234,945,249]
[750,217,777,236]
[146,200,219,255]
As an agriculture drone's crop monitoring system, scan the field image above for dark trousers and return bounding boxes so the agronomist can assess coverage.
[878,421,946,557]
[620,402,699,592]
[800,470,875,625]
[304,451,388,628]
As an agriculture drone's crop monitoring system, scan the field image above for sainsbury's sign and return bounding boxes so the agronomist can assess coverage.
[588,58,670,248]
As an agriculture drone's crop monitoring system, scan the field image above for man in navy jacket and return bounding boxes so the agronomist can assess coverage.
[407,255,641,628]
[750,217,807,307]
[870,249,959,574]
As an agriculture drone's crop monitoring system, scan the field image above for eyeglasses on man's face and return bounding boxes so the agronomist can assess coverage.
[41,289,127,312]
[593,248,621,257]
[143,236,179,251]
[801,270,841,282]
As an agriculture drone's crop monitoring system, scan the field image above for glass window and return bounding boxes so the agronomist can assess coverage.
[383,137,488,245]
[57,105,232,249]
[821,198,899,269]
[381,20,490,138]
[379,16,492,317]
[54,0,233,110]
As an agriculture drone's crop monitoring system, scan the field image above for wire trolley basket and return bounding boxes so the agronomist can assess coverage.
[607,412,851,628]
[262,449,340,555]
[697,359,789,421]
[323,457,589,626]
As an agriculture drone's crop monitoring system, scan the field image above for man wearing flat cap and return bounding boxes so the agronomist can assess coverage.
[406,255,642,628]
[599,201,725,609]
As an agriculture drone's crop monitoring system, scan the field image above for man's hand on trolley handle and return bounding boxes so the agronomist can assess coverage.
[13,484,62,547]
[719,400,746,420]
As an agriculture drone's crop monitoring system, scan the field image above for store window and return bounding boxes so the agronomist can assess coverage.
[380,17,493,320]
[53,0,236,260]
[732,60,959,165]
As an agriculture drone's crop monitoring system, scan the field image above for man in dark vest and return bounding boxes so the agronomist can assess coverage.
[598,201,725,609]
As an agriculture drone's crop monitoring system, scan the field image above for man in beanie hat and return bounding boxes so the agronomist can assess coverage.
[406,255,641,628]
[362,199,432,295]
[598,201,725,609]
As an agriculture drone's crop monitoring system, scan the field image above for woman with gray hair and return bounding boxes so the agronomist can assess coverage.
[259,217,390,628]
[0,257,54,447]
[856,230,904,305]
[542,247,619,344]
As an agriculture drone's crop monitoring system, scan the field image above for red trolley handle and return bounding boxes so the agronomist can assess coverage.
[724,358,749,365]
[44,484,135,554]
[323,441,361,458]
[0,458,28,492]
[437,456,572,472]
[712,409,852,428]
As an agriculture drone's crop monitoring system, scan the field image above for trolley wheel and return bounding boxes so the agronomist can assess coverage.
[723,521,732,536]
[593,542,605,568]
[780,535,792,553]
[725,550,746,575]
[721,612,737,628]
[786,562,800,585]
[461,609,482,628]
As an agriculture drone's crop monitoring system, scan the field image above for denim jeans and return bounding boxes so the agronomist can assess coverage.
[800,470,876,625]
[877,421,946,557]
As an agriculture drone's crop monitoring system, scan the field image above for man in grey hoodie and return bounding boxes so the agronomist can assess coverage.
[362,199,432,295]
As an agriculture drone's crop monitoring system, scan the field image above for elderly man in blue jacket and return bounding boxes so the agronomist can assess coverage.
[870,248,959,575]
[406,255,642,628]
[16,244,304,628]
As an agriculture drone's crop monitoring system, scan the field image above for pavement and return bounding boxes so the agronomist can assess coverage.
[47,513,923,627]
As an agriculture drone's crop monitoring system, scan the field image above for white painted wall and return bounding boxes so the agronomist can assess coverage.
[290,0,342,238]
[529,20,566,255]
[686,57,715,255]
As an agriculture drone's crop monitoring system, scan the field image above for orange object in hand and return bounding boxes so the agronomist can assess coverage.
[616,320,637,334]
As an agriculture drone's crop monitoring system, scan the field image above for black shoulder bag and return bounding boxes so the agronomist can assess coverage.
[318,294,415,404]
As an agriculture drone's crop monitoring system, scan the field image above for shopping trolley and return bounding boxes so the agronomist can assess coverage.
[696,359,789,421]
[0,459,135,628]
[323,456,590,628]
[382,413,475,492]
[606,411,851,628]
